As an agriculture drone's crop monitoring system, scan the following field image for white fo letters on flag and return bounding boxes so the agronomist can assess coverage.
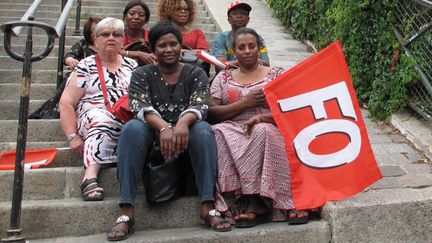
[278,82,361,168]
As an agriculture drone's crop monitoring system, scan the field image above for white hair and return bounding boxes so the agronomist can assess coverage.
[94,17,124,36]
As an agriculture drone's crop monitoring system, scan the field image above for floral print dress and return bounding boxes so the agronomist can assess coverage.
[128,64,210,124]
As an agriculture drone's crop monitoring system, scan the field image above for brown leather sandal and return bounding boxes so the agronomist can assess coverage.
[80,178,104,201]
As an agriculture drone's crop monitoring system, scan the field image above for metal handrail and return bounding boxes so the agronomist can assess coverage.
[2,20,57,62]
[412,0,432,7]
[0,0,75,241]
[54,0,75,37]
[73,0,83,36]
[10,0,44,36]
[56,0,70,88]
[11,0,75,38]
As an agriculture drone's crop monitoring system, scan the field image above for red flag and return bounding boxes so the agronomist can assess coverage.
[264,41,382,210]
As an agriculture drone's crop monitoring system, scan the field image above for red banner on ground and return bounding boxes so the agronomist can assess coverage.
[264,41,382,210]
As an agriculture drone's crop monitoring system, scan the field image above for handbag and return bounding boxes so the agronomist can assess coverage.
[124,40,152,66]
[95,55,133,123]
[143,146,182,205]
[29,77,66,119]
[180,45,210,77]
[180,50,199,62]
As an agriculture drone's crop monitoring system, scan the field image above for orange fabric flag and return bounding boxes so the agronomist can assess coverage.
[264,41,382,210]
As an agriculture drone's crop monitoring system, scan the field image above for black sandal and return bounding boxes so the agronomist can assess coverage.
[80,178,104,201]
[200,209,232,232]
[308,208,322,220]
[106,215,135,241]
[287,210,309,225]
[235,211,270,228]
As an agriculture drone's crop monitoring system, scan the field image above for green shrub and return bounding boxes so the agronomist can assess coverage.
[266,0,418,120]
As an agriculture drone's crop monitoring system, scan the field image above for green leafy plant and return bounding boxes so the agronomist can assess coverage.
[266,0,418,120]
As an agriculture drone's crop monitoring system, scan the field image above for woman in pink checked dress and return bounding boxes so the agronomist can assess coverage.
[209,27,309,228]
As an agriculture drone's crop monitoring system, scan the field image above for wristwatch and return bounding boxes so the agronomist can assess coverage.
[66,132,78,142]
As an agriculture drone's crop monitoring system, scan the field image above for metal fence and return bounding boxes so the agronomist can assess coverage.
[393,0,432,120]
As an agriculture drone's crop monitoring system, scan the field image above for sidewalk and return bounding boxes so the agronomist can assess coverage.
[204,0,432,241]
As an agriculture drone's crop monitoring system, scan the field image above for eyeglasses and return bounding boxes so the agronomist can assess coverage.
[97,31,123,38]
[175,7,190,12]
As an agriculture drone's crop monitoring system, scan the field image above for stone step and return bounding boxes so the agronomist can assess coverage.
[3,0,130,3]
[0,3,61,12]
[0,69,57,84]
[0,119,62,141]
[0,28,217,55]
[0,25,88,37]
[0,141,80,167]
[4,0,201,5]
[0,25,216,48]
[0,167,121,202]
[0,18,217,35]
[0,1,207,13]
[0,34,87,49]
[25,187,432,242]
[0,13,213,25]
[0,83,56,100]
[0,196,201,239]
[80,1,207,10]
[5,0,204,5]
[0,100,46,120]
[0,8,210,20]
[32,222,331,243]
[0,141,67,152]
[323,187,432,242]
[0,45,65,58]
[0,56,57,70]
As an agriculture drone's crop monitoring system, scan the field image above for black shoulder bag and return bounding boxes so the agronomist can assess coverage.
[180,45,210,77]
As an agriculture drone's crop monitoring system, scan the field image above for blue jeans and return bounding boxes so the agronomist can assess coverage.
[117,119,217,206]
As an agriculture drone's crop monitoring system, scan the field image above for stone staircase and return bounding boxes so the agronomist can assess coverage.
[4,0,432,242]
[0,0,330,242]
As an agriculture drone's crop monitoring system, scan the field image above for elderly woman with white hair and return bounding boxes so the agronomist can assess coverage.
[59,17,138,201]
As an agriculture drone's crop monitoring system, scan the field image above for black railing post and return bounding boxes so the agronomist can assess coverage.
[73,0,82,36]
[56,0,68,88]
[1,0,65,240]
[0,15,36,243]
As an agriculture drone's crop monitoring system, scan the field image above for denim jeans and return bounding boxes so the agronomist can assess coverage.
[117,119,217,206]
